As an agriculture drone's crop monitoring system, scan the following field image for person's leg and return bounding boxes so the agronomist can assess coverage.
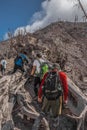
[12,65,18,74]
[42,97,50,113]
[3,68,5,75]
[51,99,60,127]
[20,66,25,73]
[51,99,60,118]
[1,66,5,75]
[34,77,41,96]
[1,66,4,75]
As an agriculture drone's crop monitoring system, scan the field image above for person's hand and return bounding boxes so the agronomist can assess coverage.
[28,75,34,82]
[38,97,42,103]
[64,100,68,104]
[30,75,34,79]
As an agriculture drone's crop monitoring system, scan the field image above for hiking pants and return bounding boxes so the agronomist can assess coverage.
[1,66,6,75]
[42,97,60,118]
[13,64,25,74]
[34,77,41,96]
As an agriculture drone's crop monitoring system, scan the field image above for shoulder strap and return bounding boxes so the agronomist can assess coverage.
[37,59,41,65]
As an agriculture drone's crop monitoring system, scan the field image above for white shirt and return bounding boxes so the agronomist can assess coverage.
[1,60,7,69]
[33,58,44,74]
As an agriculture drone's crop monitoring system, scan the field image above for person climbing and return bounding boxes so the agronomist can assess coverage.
[0,57,7,76]
[38,64,68,126]
[12,51,29,74]
[30,53,49,96]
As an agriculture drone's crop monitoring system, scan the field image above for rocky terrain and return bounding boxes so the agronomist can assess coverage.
[34,22,87,93]
[0,22,87,93]
[0,21,87,130]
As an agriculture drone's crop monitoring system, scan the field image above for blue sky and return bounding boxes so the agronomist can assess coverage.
[0,0,87,41]
[0,0,42,41]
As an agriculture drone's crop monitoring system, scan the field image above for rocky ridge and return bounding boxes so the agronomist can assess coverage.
[1,21,87,94]
[0,21,87,130]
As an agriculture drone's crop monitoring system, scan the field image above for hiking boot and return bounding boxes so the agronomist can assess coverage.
[52,117,59,127]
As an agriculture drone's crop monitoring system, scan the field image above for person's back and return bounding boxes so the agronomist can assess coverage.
[14,55,23,67]
[13,52,29,74]
[43,71,63,100]
[38,64,68,127]
[31,53,47,96]
[33,58,45,77]
[19,53,28,63]
[1,59,7,69]
[1,58,7,75]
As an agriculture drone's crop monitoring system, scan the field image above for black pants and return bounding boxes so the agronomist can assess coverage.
[1,66,6,75]
[34,77,41,96]
[12,64,25,74]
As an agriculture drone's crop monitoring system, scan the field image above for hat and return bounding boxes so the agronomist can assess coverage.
[36,53,42,58]
[52,63,61,70]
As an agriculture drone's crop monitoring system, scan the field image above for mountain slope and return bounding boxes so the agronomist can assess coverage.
[0,21,87,130]
[0,22,87,91]
[34,22,87,93]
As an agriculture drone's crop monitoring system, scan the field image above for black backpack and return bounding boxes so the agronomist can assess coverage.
[43,71,63,100]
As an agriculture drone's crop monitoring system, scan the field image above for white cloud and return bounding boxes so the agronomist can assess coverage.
[4,33,9,40]
[4,0,87,39]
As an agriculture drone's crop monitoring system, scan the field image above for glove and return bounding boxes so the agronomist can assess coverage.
[38,97,42,103]
[64,100,68,104]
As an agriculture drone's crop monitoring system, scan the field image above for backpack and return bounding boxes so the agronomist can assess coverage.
[15,55,23,66]
[43,71,63,100]
[38,60,49,79]
[20,53,28,64]
[2,61,5,66]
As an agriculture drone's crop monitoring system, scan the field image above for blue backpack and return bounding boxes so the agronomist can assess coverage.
[15,55,23,66]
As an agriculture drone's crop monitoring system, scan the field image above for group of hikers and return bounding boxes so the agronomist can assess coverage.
[30,53,68,126]
[0,50,68,127]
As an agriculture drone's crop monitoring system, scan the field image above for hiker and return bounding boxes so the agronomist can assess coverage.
[38,64,68,125]
[0,57,7,76]
[12,51,29,74]
[30,53,49,96]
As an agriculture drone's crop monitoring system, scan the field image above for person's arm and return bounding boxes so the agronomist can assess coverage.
[25,56,29,63]
[31,66,36,76]
[38,73,48,102]
[30,60,37,76]
[14,56,17,63]
[1,60,2,65]
[22,54,29,64]
[20,53,29,64]
[59,72,68,103]
[6,60,7,65]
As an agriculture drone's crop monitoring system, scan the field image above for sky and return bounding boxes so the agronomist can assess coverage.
[0,0,87,41]
[0,0,42,41]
